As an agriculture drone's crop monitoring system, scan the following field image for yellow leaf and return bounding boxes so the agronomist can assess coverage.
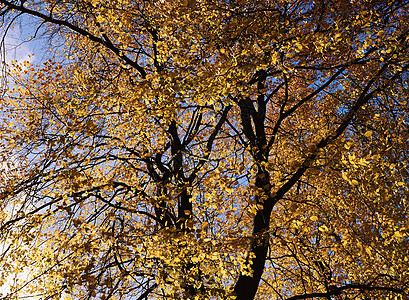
[319,225,329,232]
[365,246,372,255]
[393,231,404,239]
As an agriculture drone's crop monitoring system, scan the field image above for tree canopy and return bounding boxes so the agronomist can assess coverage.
[0,0,408,299]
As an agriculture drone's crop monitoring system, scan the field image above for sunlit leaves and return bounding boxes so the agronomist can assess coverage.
[0,0,408,299]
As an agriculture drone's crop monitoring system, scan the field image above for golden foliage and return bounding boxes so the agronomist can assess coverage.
[0,0,408,299]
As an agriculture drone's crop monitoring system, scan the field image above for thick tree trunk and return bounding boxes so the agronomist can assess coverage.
[233,208,271,300]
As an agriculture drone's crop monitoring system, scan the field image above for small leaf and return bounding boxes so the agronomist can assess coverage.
[393,231,404,239]
[365,246,372,255]
[319,225,329,232]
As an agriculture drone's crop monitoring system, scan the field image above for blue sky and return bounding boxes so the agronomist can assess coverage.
[1,16,57,69]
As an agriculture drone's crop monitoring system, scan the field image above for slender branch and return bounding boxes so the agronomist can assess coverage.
[284,284,404,300]
[0,0,147,77]
[189,105,232,181]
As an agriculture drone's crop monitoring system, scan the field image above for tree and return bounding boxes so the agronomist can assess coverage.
[0,0,408,299]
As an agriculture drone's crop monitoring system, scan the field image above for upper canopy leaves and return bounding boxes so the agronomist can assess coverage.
[0,0,408,299]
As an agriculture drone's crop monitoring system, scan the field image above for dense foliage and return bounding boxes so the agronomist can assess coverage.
[0,0,408,299]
